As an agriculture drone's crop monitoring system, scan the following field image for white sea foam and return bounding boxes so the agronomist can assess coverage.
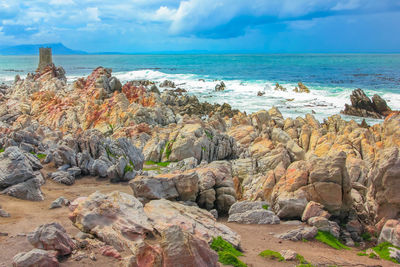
[69,69,399,125]
[0,74,16,83]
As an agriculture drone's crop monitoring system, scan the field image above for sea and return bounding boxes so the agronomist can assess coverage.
[1,54,400,124]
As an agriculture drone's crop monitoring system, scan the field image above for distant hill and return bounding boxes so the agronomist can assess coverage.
[0,43,88,55]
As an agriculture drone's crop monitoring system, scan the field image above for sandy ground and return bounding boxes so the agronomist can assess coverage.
[0,173,397,267]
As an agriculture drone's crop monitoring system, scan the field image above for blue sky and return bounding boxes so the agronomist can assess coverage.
[0,0,400,53]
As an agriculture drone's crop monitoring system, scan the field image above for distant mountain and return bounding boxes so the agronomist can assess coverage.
[0,43,88,55]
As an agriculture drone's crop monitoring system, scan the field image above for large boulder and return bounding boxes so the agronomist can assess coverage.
[69,191,153,252]
[277,226,318,241]
[228,201,280,224]
[271,152,351,219]
[12,249,59,267]
[69,191,238,266]
[27,223,75,256]
[130,161,237,213]
[367,148,400,223]
[159,225,219,267]
[0,146,36,188]
[301,201,330,222]
[341,89,391,119]
[144,198,240,248]
[378,219,400,247]
[2,172,44,201]
[130,172,198,202]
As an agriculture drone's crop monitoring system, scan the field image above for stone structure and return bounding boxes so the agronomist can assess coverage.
[38,48,52,71]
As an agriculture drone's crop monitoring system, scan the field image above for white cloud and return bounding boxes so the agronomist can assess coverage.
[86,7,100,22]
[153,6,176,21]
[49,0,75,5]
[332,0,361,11]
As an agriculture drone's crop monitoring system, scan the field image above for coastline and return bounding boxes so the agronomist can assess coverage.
[1,62,400,266]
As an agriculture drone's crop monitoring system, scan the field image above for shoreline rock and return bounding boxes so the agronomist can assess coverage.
[341,88,392,119]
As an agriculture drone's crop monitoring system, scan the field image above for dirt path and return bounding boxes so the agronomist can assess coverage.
[0,175,396,267]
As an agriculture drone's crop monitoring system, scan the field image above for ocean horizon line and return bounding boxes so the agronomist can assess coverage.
[2,52,400,56]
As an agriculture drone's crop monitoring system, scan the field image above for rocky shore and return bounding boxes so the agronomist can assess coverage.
[1,63,400,266]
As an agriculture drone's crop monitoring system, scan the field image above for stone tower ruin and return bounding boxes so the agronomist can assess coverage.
[38,47,52,71]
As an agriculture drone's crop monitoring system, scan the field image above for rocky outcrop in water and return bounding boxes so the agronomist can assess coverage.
[341,88,392,119]
[215,81,226,91]
[293,82,310,93]
[274,82,287,91]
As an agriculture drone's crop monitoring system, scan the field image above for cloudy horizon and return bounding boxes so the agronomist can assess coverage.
[1,0,400,53]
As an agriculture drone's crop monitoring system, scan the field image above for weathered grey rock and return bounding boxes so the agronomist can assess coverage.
[27,223,75,256]
[301,201,330,222]
[378,219,400,247]
[228,209,280,224]
[0,207,10,217]
[274,193,308,219]
[277,226,318,241]
[159,225,219,267]
[114,138,144,171]
[12,249,59,267]
[131,171,200,203]
[341,230,355,247]
[216,187,236,214]
[69,191,232,265]
[198,188,216,210]
[307,217,340,238]
[0,146,35,188]
[123,170,137,181]
[69,191,153,252]
[280,249,297,261]
[145,198,241,248]
[91,158,112,178]
[389,247,400,263]
[130,175,179,202]
[67,167,81,178]
[52,145,76,168]
[48,171,75,185]
[2,172,44,201]
[108,76,122,92]
[49,197,69,209]
[210,209,218,219]
[228,201,270,215]
[368,148,400,223]
[168,157,198,171]
[159,80,176,88]
[271,128,305,161]
[24,152,43,170]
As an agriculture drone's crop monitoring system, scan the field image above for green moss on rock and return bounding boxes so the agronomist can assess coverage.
[210,236,247,267]
[315,231,350,250]
[259,250,285,261]
[372,242,400,264]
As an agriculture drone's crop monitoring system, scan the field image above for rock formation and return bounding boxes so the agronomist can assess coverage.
[68,191,238,265]
[341,88,392,119]
[1,63,400,258]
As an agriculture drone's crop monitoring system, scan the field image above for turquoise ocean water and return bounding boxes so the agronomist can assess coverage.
[0,54,399,123]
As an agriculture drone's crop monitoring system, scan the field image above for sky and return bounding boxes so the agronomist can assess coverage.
[0,0,400,53]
